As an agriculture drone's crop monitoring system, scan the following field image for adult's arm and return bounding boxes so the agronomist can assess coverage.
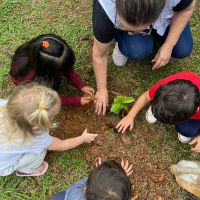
[92,0,115,115]
[93,38,111,115]
[152,0,196,69]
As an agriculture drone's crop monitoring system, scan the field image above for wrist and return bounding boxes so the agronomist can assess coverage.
[97,88,107,92]
[127,111,135,120]
[80,135,85,143]
[163,41,175,50]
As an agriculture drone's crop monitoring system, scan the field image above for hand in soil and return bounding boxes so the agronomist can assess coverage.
[189,135,200,153]
[81,85,95,96]
[116,115,134,133]
[121,158,133,176]
[95,89,108,115]
[81,128,98,143]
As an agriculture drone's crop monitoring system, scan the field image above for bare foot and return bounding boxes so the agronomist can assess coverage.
[16,161,48,177]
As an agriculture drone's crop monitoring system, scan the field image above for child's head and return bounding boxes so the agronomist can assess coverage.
[0,83,61,143]
[10,34,75,89]
[151,80,200,124]
[86,160,132,200]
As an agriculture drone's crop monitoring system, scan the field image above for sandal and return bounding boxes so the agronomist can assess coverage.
[16,161,48,177]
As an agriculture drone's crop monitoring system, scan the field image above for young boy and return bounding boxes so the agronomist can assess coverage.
[116,72,200,153]
[52,158,133,200]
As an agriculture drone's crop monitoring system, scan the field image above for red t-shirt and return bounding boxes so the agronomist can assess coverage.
[149,72,200,119]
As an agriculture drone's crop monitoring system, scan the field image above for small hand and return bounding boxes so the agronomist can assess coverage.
[81,96,91,105]
[189,135,200,153]
[81,86,95,96]
[95,157,102,167]
[116,115,134,134]
[121,158,133,176]
[81,128,98,143]
[95,89,108,115]
[152,43,173,70]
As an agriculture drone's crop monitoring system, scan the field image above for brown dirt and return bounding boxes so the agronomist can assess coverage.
[51,93,189,200]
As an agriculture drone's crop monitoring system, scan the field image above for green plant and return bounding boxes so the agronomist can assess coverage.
[111,95,134,115]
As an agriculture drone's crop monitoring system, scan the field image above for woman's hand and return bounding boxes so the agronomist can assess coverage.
[81,86,95,96]
[189,135,200,153]
[152,43,173,70]
[95,88,108,115]
[116,115,134,134]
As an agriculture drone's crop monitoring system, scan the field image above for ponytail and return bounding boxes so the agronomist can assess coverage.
[0,83,60,144]
[29,101,53,130]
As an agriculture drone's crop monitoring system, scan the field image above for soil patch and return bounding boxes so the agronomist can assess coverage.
[52,93,189,200]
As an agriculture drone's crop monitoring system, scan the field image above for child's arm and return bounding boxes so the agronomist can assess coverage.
[47,129,98,151]
[116,90,151,133]
[69,69,87,91]
[60,95,92,106]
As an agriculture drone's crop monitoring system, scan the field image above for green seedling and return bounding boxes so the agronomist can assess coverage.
[111,95,134,118]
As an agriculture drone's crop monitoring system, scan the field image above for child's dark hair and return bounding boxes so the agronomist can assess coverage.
[86,160,132,200]
[151,80,200,124]
[10,34,75,89]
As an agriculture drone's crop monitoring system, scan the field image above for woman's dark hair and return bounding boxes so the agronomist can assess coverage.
[116,0,166,25]
[151,80,200,124]
[86,160,132,200]
[10,34,75,89]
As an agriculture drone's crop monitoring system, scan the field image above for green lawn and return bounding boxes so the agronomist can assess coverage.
[0,1,200,199]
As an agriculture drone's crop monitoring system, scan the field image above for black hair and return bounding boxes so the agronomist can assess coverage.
[86,160,132,200]
[116,0,166,25]
[10,34,75,90]
[151,80,200,124]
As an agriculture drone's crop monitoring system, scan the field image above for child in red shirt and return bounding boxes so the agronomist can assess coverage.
[10,34,94,106]
[116,72,200,153]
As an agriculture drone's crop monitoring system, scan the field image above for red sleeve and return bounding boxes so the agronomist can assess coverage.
[69,69,86,91]
[60,95,81,106]
[149,72,200,100]
[10,69,36,86]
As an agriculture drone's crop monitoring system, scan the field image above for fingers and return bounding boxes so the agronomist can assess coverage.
[121,158,125,168]
[121,158,133,176]
[83,128,88,134]
[102,102,107,115]
[90,88,95,95]
[191,142,200,152]
[129,123,133,131]
[152,57,162,70]
[116,122,128,134]
[152,53,159,63]
[124,159,129,170]
[95,100,103,115]
[189,138,197,145]
[95,100,107,115]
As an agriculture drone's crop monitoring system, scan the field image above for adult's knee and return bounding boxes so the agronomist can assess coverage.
[172,42,193,59]
[126,44,152,61]
[118,34,153,61]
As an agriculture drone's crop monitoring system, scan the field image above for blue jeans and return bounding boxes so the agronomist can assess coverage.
[175,119,200,137]
[114,23,193,61]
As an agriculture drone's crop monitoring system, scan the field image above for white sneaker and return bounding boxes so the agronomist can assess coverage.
[178,133,192,143]
[112,43,128,67]
[146,106,157,124]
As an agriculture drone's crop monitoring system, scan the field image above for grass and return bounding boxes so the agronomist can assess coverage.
[0,0,200,199]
